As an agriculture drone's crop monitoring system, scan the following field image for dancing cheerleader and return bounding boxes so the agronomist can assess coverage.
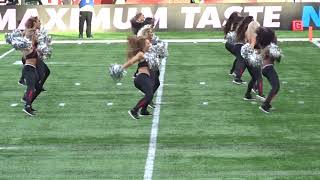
[18,17,51,92]
[241,21,264,101]
[137,25,158,109]
[136,23,168,108]
[6,16,52,116]
[224,12,243,75]
[110,36,154,120]
[232,16,254,85]
[131,17,151,79]
[21,17,43,116]
[254,27,282,113]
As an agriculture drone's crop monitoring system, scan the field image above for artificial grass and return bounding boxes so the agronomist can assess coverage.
[0,41,319,178]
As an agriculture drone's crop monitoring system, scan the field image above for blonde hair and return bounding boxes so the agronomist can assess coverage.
[245,21,260,43]
[137,25,153,38]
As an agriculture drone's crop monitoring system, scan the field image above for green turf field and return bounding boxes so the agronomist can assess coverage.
[0,44,11,54]
[0,36,320,178]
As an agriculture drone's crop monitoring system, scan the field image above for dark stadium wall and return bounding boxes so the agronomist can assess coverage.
[0,3,319,32]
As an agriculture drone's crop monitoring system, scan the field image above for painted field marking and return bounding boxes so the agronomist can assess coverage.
[10,103,18,107]
[143,43,168,180]
[59,103,65,107]
[0,48,14,60]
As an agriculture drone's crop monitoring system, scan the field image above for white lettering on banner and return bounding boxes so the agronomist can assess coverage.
[69,8,79,30]
[196,7,221,28]
[92,8,111,30]
[181,7,201,28]
[113,8,137,29]
[0,6,286,31]
[223,6,243,26]
[141,7,168,29]
[17,9,39,30]
[0,9,16,30]
[244,6,264,21]
[263,6,281,27]
[141,7,154,17]
[153,7,167,29]
[44,8,69,30]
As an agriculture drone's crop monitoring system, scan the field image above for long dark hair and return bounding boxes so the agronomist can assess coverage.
[130,13,144,35]
[236,16,253,43]
[143,17,155,27]
[24,16,39,43]
[232,16,244,32]
[127,36,147,59]
[255,27,280,62]
[255,27,277,49]
[130,13,143,27]
[223,12,242,35]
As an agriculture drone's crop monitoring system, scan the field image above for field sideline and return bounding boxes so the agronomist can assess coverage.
[0,32,320,179]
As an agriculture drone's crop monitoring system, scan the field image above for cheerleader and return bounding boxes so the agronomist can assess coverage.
[255,27,281,113]
[232,16,254,85]
[137,26,159,96]
[19,17,51,92]
[224,12,243,75]
[136,23,168,109]
[241,21,264,101]
[21,17,43,116]
[121,36,154,119]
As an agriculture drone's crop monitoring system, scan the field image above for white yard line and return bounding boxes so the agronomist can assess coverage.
[0,147,19,150]
[277,38,320,42]
[311,40,320,48]
[0,48,14,59]
[0,37,317,66]
[143,43,168,180]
